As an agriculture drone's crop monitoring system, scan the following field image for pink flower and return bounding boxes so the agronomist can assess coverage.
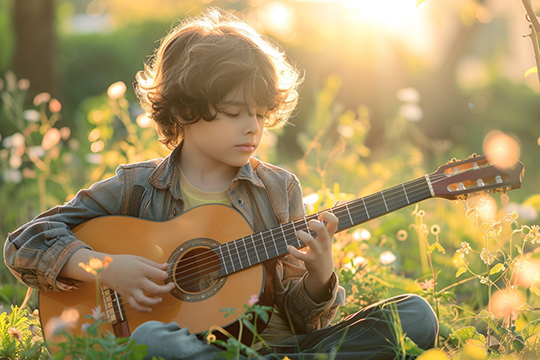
[247,295,259,307]
[417,279,437,291]
[81,322,91,333]
[91,305,105,321]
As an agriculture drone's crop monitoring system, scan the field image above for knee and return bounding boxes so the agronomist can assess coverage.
[400,294,439,350]
[130,321,188,360]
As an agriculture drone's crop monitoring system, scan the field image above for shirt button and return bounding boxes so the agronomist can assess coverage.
[237,198,244,206]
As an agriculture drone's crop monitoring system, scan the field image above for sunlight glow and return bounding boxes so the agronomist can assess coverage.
[261,2,295,35]
[340,0,420,30]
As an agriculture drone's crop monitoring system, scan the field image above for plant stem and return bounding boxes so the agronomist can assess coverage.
[521,0,540,84]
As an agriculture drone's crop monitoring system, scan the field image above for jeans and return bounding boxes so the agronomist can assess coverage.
[130,294,438,360]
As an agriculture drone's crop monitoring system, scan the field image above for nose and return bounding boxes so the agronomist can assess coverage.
[244,113,262,135]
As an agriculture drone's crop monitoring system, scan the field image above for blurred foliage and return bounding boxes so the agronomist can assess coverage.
[2,1,540,358]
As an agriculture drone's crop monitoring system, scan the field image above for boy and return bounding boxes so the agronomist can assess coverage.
[4,7,437,359]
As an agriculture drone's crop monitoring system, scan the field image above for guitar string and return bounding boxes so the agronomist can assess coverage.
[103,172,487,315]
[172,170,501,288]
[161,174,450,288]
[169,174,445,277]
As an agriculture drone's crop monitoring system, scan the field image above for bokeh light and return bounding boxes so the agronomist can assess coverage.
[482,130,521,170]
[489,288,525,318]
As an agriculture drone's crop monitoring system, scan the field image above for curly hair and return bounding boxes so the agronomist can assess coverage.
[135,7,303,150]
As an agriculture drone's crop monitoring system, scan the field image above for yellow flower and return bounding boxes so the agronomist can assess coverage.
[79,256,113,275]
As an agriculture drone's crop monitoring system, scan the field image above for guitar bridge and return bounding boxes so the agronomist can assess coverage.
[101,286,130,337]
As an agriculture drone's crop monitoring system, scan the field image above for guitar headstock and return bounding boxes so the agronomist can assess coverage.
[429,154,524,200]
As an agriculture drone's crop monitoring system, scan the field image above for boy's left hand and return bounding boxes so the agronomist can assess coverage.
[287,212,338,303]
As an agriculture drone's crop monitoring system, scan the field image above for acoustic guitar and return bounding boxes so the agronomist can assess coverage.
[39,154,524,345]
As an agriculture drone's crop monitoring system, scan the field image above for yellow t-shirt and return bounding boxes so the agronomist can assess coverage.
[179,167,293,349]
[178,167,231,211]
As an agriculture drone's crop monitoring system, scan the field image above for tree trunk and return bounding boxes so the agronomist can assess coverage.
[13,0,57,97]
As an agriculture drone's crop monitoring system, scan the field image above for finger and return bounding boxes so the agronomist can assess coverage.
[131,289,163,309]
[141,264,170,281]
[287,245,307,260]
[296,230,316,245]
[127,294,152,313]
[142,278,175,295]
[320,212,339,233]
[137,256,169,269]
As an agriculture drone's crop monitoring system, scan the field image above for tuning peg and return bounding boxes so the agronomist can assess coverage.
[467,153,479,159]
[447,158,458,164]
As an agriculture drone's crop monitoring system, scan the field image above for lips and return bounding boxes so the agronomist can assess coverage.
[236,143,256,152]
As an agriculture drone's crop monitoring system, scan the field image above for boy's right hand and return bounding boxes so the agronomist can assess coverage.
[99,254,176,313]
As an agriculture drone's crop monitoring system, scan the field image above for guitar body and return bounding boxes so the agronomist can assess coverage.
[39,204,265,340]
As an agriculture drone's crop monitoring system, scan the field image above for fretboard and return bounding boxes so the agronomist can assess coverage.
[216,175,434,276]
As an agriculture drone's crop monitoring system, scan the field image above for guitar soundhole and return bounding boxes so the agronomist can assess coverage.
[174,248,220,293]
[166,238,227,302]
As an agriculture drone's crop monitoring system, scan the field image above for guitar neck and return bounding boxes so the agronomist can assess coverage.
[216,175,434,276]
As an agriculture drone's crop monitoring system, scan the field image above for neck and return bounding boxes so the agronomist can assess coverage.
[215,175,434,276]
[179,144,239,192]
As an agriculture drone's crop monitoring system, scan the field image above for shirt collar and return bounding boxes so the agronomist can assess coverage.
[149,141,265,200]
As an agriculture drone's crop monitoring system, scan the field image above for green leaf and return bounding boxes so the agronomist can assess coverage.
[530,287,540,297]
[513,338,525,352]
[456,267,467,277]
[521,319,540,340]
[449,326,485,345]
[403,336,425,356]
[490,263,505,275]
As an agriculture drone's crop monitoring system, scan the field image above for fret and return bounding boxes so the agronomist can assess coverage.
[291,221,302,247]
[224,243,235,273]
[268,229,279,258]
[227,242,241,272]
[402,183,410,204]
[246,235,258,265]
[363,193,388,218]
[384,186,410,212]
[252,235,261,263]
[280,224,290,247]
[241,238,251,267]
[261,232,269,261]
[218,245,229,275]
[403,178,430,203]
[380,191,389,212]
[344,202,354,227]
[361,198,370,219]
[234,240,246,270]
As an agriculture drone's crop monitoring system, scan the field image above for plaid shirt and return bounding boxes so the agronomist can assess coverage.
[4,144,345,334]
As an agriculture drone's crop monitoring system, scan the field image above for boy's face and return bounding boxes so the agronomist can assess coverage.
[182,86,267,170]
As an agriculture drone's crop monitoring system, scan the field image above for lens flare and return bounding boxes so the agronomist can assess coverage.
[482,130,521,170]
